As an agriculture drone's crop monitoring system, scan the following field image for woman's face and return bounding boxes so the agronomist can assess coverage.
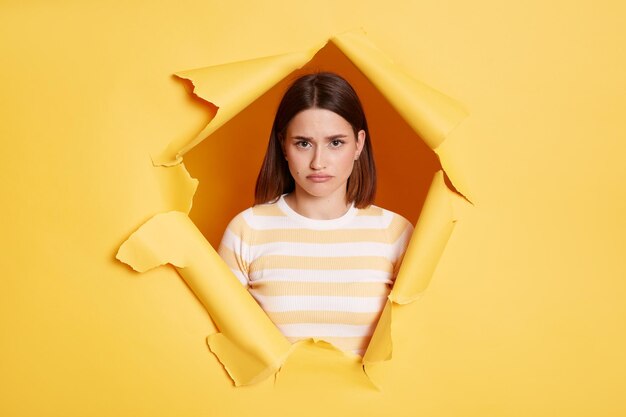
[283,108,365,201]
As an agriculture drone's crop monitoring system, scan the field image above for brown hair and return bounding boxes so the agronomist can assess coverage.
[254,72,376,208]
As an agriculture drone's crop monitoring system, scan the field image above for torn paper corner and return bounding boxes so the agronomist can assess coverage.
[116,210,292,386]
[116,211,193,272]
[330,30,468,150]
[208,333,291,386]
[434,127,474,204]
[151,162,199,214]
[177,162,199,213]
[150,145,182,168]
[171,73,218,109]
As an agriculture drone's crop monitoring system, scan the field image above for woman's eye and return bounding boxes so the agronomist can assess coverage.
[295,141,311,149]
[330,139,344,147]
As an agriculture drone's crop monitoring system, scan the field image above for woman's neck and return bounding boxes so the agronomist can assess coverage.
[284,188,351,220]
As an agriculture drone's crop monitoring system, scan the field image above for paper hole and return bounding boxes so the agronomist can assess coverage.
[184,41,440,247]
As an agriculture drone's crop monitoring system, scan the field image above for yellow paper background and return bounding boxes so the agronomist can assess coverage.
[2,1,625,416]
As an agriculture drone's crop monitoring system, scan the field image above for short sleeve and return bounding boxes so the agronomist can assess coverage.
[389,214,414,279]
[217,212,251,288]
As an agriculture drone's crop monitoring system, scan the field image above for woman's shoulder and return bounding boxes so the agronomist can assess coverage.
[356,204,413,228]
[357,205,414,248]
[225,199,286,230]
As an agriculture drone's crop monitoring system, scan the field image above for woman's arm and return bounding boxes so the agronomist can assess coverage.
[217,212,251,288]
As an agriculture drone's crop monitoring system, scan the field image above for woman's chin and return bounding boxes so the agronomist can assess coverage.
[297,184,341,200]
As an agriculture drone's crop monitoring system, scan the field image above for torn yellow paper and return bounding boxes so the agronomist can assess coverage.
[154,162,199,214]
[331,30,468,150]
[362,299,394,364]
[363,170,457,365]
[153,48,322,166]
[434,128,474,203]
[116,211,292,386]
[117,28,469,387]
[276,339,377,390]
[330,30,471,200]
[389,170,456,304]
[159,30,467,170]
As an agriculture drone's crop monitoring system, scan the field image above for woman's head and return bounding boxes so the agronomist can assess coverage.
[255,72,376,208]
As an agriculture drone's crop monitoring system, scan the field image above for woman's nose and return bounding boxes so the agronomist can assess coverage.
[310,147,325,170]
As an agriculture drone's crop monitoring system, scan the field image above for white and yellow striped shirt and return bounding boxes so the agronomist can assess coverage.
[218,194,414,356]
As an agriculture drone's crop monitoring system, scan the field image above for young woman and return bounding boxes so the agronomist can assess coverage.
[218,72,414,357]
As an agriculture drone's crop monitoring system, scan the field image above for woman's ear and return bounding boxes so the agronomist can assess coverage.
[355,129,366,159]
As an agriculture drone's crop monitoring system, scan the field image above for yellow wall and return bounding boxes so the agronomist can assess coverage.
[1,1,625,416]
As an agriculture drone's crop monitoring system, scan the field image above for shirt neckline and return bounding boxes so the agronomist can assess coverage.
[277,194,358,229]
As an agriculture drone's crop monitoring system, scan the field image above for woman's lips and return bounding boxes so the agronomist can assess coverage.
[306,174,333,183]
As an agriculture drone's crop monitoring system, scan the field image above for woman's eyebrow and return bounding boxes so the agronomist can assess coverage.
[290,134,349,140]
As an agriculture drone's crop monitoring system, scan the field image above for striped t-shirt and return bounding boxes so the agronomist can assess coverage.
[217,194,414,356]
